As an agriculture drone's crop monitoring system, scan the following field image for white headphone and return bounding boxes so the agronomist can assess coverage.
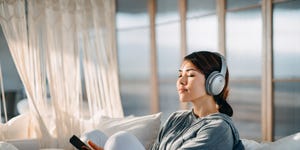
[205,53,227,96]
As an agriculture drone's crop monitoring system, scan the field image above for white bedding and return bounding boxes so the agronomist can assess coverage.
[242,132,300,150]
[1,113,299,150]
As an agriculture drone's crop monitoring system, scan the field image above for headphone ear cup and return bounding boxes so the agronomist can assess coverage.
[206,71,225,95]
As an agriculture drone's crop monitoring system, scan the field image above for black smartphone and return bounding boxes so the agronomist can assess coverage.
[69,135,91,150]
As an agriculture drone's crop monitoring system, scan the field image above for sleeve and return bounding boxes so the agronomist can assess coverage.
[179,120,234,150]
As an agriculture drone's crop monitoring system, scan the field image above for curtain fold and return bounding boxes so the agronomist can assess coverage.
[0,64,8,124]
[0,0,53,147]
[0,0,123,148]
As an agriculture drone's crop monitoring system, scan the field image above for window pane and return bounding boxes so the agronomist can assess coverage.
[116,0,151,116]
[156,0,179,24]
[0,26,23,91]
[186,15,217,53]
[187,0,216,18]
[186,0,217,53]
[116,0,149,29]
[156,23,181,121]
[226,0,261,10]
[273,0,300,140]
[229,81,261,140]
[0,26,24,122]
[117,29,151,116]
[273,0,300,79]
[156,0,181,122]
[226,9,262,78]
[274,82,300,140]
[226,8,262,140]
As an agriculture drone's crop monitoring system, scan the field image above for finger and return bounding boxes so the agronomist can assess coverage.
[81,145,91,150]
[87,140,104,150]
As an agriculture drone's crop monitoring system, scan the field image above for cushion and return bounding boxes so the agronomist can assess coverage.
[93,113,161,150]
[241,132,300,150]
[259,132,300,150]
[81,130,108,147]
[16,99,30,114]
[0,142,18,150]
[0,113,31,140]
[6,138,39,150]
[241,139,262,150]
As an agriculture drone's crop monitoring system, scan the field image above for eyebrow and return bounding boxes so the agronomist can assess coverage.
[178,68,197,72]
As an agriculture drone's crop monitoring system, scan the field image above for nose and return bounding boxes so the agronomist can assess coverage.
[178,76,187,85]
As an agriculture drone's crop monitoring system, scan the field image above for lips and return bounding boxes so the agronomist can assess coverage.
[178,88,188,93]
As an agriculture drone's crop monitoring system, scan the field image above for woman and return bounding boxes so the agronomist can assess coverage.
[85,51,244,150]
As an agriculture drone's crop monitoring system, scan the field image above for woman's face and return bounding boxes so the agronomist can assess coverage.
[177,60,207,102]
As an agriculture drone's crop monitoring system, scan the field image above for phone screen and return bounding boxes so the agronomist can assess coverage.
[69,135,91,150]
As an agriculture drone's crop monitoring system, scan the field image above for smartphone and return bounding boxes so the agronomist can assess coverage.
[69,135,91,150]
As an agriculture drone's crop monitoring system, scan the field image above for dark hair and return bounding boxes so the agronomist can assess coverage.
[184,51,233,117]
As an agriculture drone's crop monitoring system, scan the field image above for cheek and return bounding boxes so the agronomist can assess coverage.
[190,79,206,94]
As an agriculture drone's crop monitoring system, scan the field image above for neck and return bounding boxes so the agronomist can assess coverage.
[192,96,218,118]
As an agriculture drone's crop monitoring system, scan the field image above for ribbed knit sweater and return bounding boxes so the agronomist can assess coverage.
[151,110,244,150]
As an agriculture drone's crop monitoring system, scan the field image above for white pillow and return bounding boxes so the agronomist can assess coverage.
[0,113,31,140]
[0,142,18,150]
[80,110,104,133]
[16,99,30,114]
[94,113,161,150]
[6,138,40,150]
[241,139,262,150]
[81,130,108,148]
[259,132,300,150]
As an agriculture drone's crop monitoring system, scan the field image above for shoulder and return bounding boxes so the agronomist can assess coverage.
[197,113,243,149]
[200,113,233,133]
[164,110,191,125]
[169,110,191,118]
[168,110,191,121]
[204,113,232,124]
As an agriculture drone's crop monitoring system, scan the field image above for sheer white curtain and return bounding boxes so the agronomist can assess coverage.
[0,64,8,123]
[0,0,51,145]
[0,0,123,148]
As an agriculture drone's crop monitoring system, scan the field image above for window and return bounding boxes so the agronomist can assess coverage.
[226,3,262,140]
[116,0,151,116]
[273,0,300,140]
[0,26,24,122]
[156,0,181,121]
[187,0,217,53]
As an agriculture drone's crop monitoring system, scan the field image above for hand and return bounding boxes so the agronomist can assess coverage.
[87,140,104,150]
[81,145,92,150]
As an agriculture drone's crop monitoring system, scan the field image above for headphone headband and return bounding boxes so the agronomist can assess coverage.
[213,52,227,76]
[219,54,227,77]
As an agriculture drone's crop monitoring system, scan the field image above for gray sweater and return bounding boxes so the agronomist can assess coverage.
[151,110,244,150]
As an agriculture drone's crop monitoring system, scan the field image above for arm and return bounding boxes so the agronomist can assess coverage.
[151,112,181,149]
[151,117,171,150]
